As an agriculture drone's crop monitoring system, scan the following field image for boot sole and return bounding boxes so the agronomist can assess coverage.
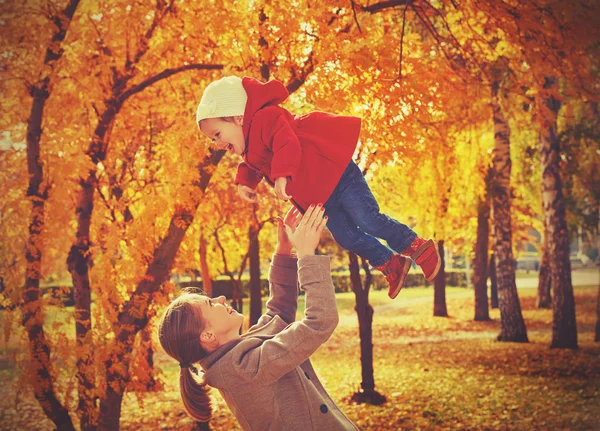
[388,258,412,299]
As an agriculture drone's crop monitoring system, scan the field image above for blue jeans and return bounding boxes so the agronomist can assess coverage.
[324,161,417,267]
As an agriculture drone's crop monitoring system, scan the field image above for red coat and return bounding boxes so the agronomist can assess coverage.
[234,77,361,211]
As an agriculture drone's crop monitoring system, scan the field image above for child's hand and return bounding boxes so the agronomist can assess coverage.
[284,204,327,259]
[275,207,301,255]
[274,177,292,201]
[237,184,259,203]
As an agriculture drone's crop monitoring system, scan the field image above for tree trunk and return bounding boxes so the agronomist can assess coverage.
[96,151,225,430]
[348,253,385,405]
[595,284,600,342]
[69,96,122,430]
[536,235,552,309]
[193,421,212,430]
[474,194,491,321]
[596,204,600,343]
[22,2,81,430]
[249,206,262,326]
[24,199,75,431]
[489,253,498,309]
[541,77,577,349]
[198,229,213,296]
[94,64,299,429]
[67,173,97,430]
[433,241,448,317]
[490,61,528,342]
[141,326,157,391]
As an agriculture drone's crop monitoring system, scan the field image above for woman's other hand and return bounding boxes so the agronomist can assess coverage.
[284,204,327,259]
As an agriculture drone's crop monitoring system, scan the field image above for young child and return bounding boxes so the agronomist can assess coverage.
[158,205,359,430]
[195,75,441,299]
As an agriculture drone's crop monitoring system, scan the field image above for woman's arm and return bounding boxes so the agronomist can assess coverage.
[233,255,338,385]
[231,206,336,385]
[249,208,301,329]
[249,253,299,330]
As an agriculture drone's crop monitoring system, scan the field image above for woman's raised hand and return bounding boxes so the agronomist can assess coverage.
[284,204,327,259]
[276,206,301,254]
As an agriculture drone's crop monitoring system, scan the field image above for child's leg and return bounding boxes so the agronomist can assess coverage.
[333,162,416,253]
[325,206,411,298]
[333,162,440,281]
[324,204,392,268]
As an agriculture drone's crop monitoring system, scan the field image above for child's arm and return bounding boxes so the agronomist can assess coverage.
[234,162,263,203]
[234,161,262,190]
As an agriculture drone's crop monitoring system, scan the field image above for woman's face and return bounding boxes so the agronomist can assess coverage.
[200,117,245,155]
[196,295,243,343]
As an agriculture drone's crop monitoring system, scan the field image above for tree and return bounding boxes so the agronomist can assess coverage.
[348,252,386,405]
[536,234,552,309]
[198,228,213,296]
[489,252,499,309]
[248,204,262,326]
[18,1,81,429]
[540,77,577,349]
[489,58,528,343]
[473,169,491,321]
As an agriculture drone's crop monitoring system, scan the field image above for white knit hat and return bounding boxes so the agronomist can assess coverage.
[196,76,248,124]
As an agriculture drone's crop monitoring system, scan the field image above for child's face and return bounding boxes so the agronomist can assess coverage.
[196,295,243,341]
[200,117,245,156]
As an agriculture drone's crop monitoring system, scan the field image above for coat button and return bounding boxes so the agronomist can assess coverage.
[320,404,328,414]
[304,371,310,380]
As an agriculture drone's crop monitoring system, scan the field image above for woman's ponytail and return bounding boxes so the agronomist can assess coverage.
[180,366,212,422]
[158,293,213,421]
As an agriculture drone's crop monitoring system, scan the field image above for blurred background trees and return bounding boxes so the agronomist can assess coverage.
[1,0,598,429]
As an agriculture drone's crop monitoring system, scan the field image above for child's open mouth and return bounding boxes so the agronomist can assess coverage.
[227,144,234,153]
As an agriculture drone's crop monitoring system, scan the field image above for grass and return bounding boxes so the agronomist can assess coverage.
[1,283,599,430]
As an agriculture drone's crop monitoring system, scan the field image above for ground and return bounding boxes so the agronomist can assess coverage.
[1,270,599,430]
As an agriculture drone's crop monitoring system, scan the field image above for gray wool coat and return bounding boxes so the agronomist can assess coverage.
[200,254,359,431]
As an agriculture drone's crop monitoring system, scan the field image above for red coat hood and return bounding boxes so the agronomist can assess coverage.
[241,77,289,142]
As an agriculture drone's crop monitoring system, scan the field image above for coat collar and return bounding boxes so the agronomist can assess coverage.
[199,339,241,371]
[198,316,285,371]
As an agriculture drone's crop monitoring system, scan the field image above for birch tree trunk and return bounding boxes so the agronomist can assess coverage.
[541,76,577,349]
[490,59,528,342]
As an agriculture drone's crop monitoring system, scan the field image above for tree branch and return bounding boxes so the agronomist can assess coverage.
[118,63,224,103]
[361,0,414,14]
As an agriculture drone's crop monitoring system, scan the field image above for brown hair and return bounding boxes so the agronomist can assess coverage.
[157,293,212,421]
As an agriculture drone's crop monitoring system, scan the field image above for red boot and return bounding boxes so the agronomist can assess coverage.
[408,239,441,281]
[375,254,412,299]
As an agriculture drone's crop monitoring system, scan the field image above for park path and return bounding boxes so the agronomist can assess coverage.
[337,269,599,337]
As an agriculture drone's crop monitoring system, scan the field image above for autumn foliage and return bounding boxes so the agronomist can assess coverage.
[1,0,599,430]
